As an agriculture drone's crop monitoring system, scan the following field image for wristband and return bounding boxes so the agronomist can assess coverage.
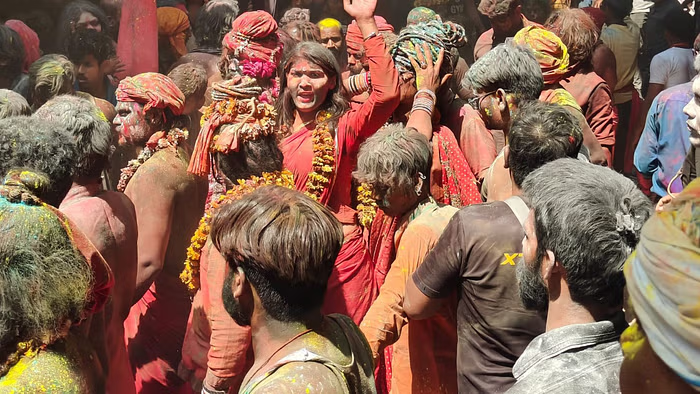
[415,89,437,102]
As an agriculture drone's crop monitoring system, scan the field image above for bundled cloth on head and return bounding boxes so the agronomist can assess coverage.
[513,26,571,85]
[346,16,394,54]
[624,178,700,391]
[188,11,281,177]
[406,7,441,25]
[116,72,185,116]
[157,6,191,58]
[222,10,283,73]
[5,20,40,74]
[390,19,465,74]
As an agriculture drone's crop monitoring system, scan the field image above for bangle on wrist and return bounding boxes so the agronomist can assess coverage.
[364,31,378,41]
[415,89,437,102]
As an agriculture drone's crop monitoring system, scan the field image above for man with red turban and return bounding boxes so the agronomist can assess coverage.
[346,15,394,76]
[116,72,208,394]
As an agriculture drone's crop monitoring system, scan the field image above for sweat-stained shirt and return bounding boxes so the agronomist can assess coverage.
[360,199,459,394]
[412,200,545,393]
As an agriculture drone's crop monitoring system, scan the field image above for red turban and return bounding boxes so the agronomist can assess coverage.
[222,11,283,66]
[513,26,571,85]
[115,72,185,116]
[346,16,394,54]
[5,20,40,73]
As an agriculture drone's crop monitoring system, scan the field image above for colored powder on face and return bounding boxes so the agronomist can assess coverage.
[620,321,646,361]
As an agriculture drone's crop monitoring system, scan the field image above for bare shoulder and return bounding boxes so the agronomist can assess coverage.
[0,350,90,393]
[129,148,196,193]
[250,362,347,394]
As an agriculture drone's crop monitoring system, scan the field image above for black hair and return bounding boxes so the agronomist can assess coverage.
[602,0,633,20]
[194,0,240,51]
[56,0,110,53]
[508,100,582,187]
[663,9,695,45]
[0,25,25,84]
[215,134,284,181]
[66,28,115,65]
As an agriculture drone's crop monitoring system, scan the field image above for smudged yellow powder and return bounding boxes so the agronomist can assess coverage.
[620,321,646,361]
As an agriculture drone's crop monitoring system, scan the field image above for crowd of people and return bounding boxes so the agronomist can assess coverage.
[0,0,699,393]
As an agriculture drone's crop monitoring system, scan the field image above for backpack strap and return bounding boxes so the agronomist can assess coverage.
[504,196,529,226]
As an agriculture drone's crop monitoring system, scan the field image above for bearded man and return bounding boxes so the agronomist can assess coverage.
[115,72,208,393]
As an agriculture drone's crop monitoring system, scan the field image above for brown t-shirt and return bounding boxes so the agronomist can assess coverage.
[412,201,545,393]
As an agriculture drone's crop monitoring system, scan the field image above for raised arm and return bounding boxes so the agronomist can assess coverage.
[343,0,400,144]
[406,44,452,141]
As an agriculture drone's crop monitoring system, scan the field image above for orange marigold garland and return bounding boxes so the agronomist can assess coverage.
[180,170,295,293]
[303,111,336,202]
[118,128,188,192]
[357,183,378,228]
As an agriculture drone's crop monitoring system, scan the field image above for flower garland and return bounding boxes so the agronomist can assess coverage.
[117,128,188,192]
[303,111,336,202]
[180,170,296,293]
[357,183,378,228]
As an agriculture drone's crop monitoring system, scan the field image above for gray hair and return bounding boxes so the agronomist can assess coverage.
[523,158,652,308]
[353,124,431,197]
[28,54,76,109]
[0,89,31,119]
[467,44,543,104]
[34,95,113,180]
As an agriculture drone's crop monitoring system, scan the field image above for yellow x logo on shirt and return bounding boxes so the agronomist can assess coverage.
[500,253,522,266]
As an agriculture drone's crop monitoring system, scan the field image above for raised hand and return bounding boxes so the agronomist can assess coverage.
[343,0,377,22]
[409,43,451,93]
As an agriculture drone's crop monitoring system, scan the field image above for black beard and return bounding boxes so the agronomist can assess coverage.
[222,272,251,326]
[516,257,549,313]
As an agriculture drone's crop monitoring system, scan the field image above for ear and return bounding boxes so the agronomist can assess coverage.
[541,250,557,283]
[329,75,337,91]
[503,145,511,169]
[232,266,246,299]
[515,4,523,15]
[496,88,508,112]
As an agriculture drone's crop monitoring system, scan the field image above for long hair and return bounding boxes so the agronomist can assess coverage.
[276,41,349,129]
[55,0,110,53]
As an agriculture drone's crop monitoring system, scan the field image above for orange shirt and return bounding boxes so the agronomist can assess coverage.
[360,199,459,394]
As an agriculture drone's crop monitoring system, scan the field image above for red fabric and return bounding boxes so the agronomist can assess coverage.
[560,71,618,148]
[433,125,483,206]
[280,34,399,322]
[442,103,498,182]
[5,20,40,73]
[46,205,114,315]
[222,11,283,65]
[180,241,251,393]
[116,72,185,115]
[125,275,194,394]
[581,8,606,32]
[117,0,158,79]
[623,91,644,173]
[346,16,394,53]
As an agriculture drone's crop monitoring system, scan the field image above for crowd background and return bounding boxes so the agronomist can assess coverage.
[0,0,700,393]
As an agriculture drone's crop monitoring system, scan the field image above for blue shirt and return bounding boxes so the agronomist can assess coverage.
[634,82,692,196]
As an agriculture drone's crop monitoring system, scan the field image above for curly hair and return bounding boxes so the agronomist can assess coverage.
[0,169,93,377]
[66,28,115,65]
[168,63,208,99]
[546,9,598,67]
[0,116,77,206]
[353,124,431,198]
[0,89,31,119]
[55,0,110,52]
[34,95,113,180]
[28,54,76,109]
[285,20,321,43]
[276,41,349,129]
